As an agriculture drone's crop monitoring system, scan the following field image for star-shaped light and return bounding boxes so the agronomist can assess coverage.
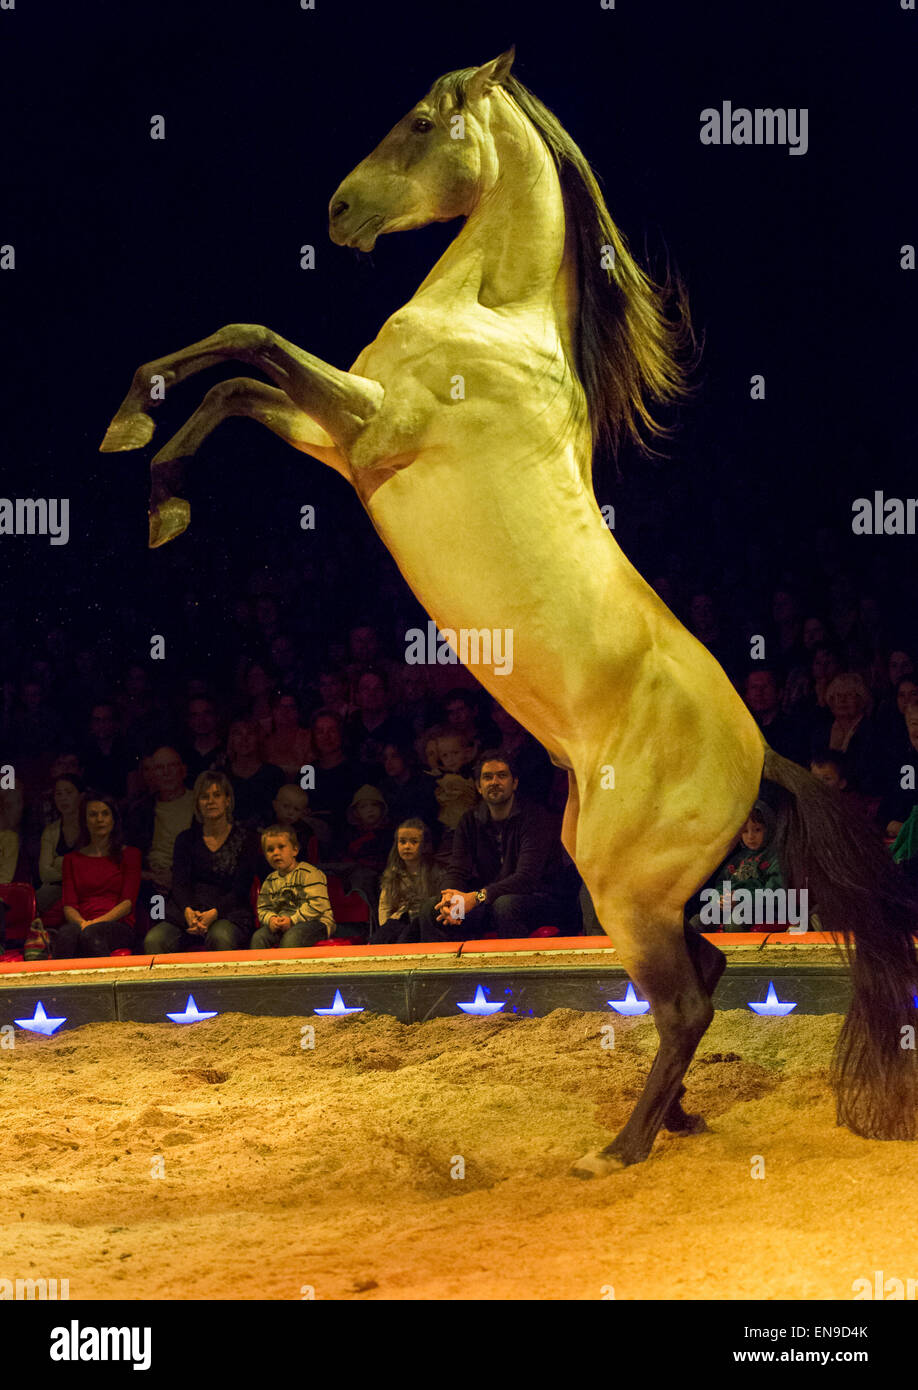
[748,981,796,1016]
[608,983,650,1015]
[314,989,363,1016]
[457,984,505,1016]
[166,994,218,1024]
[14,1001,67,1036]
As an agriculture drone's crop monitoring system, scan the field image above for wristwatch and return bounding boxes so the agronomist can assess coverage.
[476,889,487,905]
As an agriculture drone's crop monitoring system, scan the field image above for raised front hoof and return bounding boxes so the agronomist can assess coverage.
[148,497,190,548]
[663,1110,709,1136]
[569,1148,633,1179]
[100,411,155,452]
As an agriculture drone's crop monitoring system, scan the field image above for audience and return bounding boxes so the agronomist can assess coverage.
[4,538,917,960]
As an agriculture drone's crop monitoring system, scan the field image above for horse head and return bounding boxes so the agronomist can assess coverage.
[328,48,516,251]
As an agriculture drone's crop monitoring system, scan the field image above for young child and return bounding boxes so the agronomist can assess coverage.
[689,801,785,933]
[252,825,335,949]
[434,732,479,827]
[374,819,446,944]
[269,783,332,860]
[344,786,391,873]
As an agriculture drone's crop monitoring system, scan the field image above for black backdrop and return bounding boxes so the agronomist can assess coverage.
[1,0,916,661]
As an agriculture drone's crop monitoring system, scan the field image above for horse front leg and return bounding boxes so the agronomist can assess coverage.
[142,376,354,546]
[100,322,385,544]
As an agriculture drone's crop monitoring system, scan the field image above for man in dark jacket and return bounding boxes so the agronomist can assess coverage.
[417,750,580,940]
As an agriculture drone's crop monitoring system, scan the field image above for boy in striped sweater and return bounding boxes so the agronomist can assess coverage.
[251,825,336,948]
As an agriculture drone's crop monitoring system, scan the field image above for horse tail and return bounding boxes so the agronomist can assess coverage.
[762,745,918,1140]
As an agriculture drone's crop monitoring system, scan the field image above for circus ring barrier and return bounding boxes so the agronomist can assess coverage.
[2,935,917,1301]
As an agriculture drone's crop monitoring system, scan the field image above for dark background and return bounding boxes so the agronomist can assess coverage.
[1,0,916,659]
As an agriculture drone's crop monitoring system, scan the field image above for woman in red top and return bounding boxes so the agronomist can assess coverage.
[52,792,142,958]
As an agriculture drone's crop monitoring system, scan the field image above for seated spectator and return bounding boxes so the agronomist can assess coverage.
[181,696,226,783]
[392,666,437,739]
[223,720,286,829]
[888,649,915,687]
[269,633,308,702]
[489,699,556,803]
[51,792,142,958]
[891,805,918,886]
[378,740,438,834]
[418,751,581,941]
[0,786,28,885]
[809,644,844,712]
[115,664,167,755]
[342,789,389,872]
[236,661,277,740]
[801,615,832,654]
[260,692,314,781]
[124,745,196,915]
[309,709,366,851]
[79,703,133,800]
[344,670,411,772]
[813,672,884,796]
[374,819,447,943]
[269,783,332,857]
[315,668,355,723]
[7,677,62,785]
[433,732,480,851]
[442,687,500,760]
[808,749,875,822]
[743,668,809,766]
[688,802,786,933]
[36,775,84,925]
[877,698,918,839]
[143,771,260,953]
[33,751,84,829]
[251,825,336,949]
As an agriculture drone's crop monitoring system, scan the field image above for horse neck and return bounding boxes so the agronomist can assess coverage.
[414,92,577,334]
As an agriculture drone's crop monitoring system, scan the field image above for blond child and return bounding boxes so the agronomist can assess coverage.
[252,825,335,949]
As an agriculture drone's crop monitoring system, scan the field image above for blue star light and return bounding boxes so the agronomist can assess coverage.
[14,1001,67,1036]
[748,981,797,1016]
[608,983,650,1016]
[457,985,505,1016]
[166,994,218,1024]
[313,989,364,1016]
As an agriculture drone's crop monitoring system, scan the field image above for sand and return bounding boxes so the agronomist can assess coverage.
[1,1007,915,1300]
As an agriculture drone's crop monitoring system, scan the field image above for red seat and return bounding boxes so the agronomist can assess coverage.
[327,876,371,927]
[111,948,133,957]
[530,924,560,938]
[0,883,37,947]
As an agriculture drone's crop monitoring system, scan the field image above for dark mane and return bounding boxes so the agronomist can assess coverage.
[431,68,696,460]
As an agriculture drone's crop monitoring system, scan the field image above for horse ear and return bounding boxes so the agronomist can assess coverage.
[467,46,516,101]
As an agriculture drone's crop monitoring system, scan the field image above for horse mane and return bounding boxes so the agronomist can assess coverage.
[431,68,696,461]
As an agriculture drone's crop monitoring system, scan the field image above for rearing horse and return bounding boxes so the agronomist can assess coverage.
[102,48,918,1171]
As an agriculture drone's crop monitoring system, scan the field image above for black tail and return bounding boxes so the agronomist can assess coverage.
[763,746,918,1140]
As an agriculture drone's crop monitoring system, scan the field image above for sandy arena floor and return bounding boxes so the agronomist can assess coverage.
[2,1007,916,1300]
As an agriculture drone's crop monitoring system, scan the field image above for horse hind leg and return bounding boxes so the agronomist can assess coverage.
[571,912,718,1176]
[661,922,726,1134]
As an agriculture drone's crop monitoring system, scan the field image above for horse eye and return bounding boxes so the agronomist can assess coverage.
[412,118,434,134]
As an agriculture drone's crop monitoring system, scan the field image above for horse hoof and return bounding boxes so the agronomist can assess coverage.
[665,1112,709,1136]
[148,497,190,548]
[100,411,155,452]
[569,1149,631,1179]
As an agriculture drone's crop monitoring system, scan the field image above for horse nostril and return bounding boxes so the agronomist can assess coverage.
[330,199,348,220]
